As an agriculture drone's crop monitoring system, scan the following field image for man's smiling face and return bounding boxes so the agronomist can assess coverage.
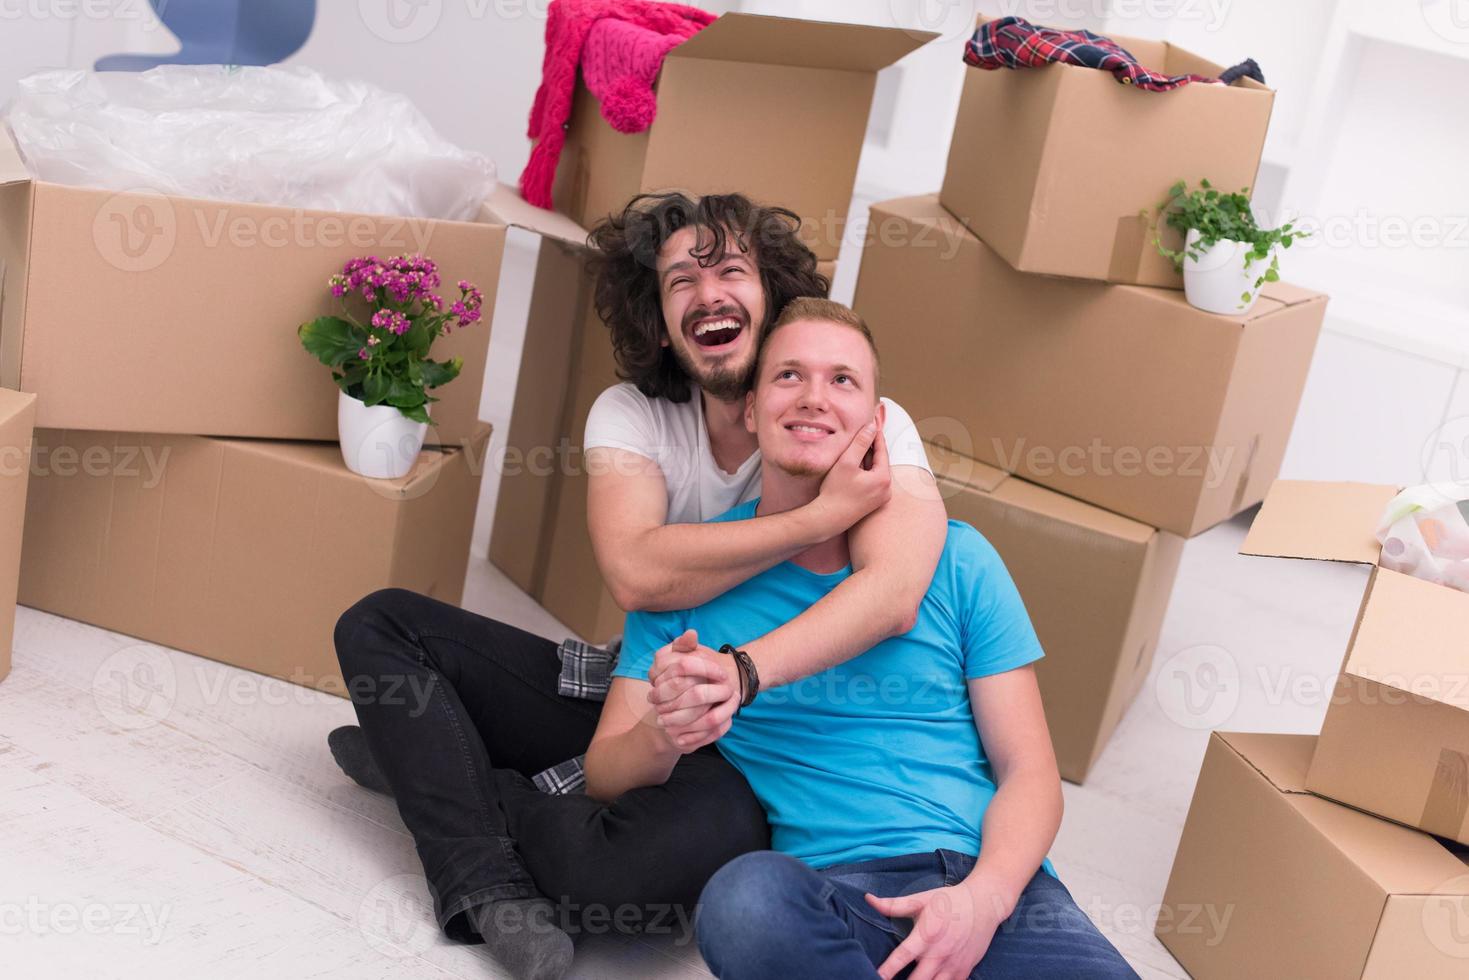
[746,317,881,480]
[656,225,768,402]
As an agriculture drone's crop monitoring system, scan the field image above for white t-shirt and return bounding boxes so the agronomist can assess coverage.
[584,383,932,525]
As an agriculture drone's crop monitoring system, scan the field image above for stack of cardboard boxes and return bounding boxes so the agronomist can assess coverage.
[1158,482,1469,978]
[850,21,1328,782]
[488,15,933,633]
[0,127,505,694]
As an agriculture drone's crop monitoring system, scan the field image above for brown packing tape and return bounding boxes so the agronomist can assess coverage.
[1421,748,1469,839]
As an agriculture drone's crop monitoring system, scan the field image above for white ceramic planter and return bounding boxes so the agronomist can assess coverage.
[337,389,429,479]
[1182,228,1273,315]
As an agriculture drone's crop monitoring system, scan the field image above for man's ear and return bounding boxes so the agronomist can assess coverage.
[873,399,886,430]
[745,390,757,434]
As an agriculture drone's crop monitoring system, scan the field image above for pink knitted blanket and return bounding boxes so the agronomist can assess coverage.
[521,0,715,210]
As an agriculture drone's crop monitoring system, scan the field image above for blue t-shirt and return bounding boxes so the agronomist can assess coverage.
[614,499,1049,870]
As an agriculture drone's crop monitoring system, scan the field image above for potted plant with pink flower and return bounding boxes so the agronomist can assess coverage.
[299,253,484,478]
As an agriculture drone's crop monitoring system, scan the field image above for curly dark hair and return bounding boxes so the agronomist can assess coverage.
[586,192,830,403]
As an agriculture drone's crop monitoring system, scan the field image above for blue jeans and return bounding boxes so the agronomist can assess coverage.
[696,850,1138,979]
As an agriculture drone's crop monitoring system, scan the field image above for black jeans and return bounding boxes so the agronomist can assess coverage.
[333,588,771,943]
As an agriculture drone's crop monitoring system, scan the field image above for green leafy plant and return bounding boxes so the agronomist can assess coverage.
[298,254,483,425]
[1149,179,1307,306]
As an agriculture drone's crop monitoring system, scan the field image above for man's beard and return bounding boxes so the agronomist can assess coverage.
[674,302,757,401]
[672,344,753,402]
[768,455,827,479]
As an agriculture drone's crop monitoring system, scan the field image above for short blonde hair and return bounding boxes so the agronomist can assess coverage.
[755,297,880,388]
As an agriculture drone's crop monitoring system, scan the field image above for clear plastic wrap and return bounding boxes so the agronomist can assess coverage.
[1376,484,1469,593]
[4,66,496,221]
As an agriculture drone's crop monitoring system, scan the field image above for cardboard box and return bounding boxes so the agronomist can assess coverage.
[551,12,933,261]
[18,425,490,695]
[1242,479,1469,846]
[931,442,1181,782]
[940,17,1273,286]
[0,389,36,684]
[0,129,504,446]
[853,194,1326,538]
[1159,731,1469,979]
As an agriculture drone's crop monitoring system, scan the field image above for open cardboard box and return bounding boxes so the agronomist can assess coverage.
[19,425,490,695]
[1159,731,1469,979]
[481,188,835,617]
[551,12,934,261]
[0,127,503,446]
[930,441,1182,783]
[854,194,1326,538]
[0,388,36,684]
[941,15,1274,286]
[1243,479,1469,846]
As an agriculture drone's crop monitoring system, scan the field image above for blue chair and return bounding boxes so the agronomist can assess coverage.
[95,0,316,71]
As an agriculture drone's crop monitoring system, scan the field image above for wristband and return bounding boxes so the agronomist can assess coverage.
[717,644,760,710]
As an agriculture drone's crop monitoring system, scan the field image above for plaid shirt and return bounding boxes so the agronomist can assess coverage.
[964,16,1260,92]
[530,636,621,795]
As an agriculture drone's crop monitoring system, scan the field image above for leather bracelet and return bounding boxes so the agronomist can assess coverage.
[718,644,760,709]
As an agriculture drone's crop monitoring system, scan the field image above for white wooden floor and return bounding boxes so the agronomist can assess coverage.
[0,505,1368,978]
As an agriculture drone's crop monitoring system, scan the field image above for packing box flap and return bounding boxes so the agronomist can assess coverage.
[1241,480,1397,564]
[1217,732,1469,894]
[927,439,1155,544]
[0,388,36,429]
[869,193,967,234]
[928,440,1008,494]
[0,125,30,186]
[1217,730,1315,793]
[1349,568,1469,709]
[481,185,589,249]
[670,13,934,73]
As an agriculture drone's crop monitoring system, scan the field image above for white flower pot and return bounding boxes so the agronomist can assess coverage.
[1182,228,1273,315]
[337,389,429,479]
